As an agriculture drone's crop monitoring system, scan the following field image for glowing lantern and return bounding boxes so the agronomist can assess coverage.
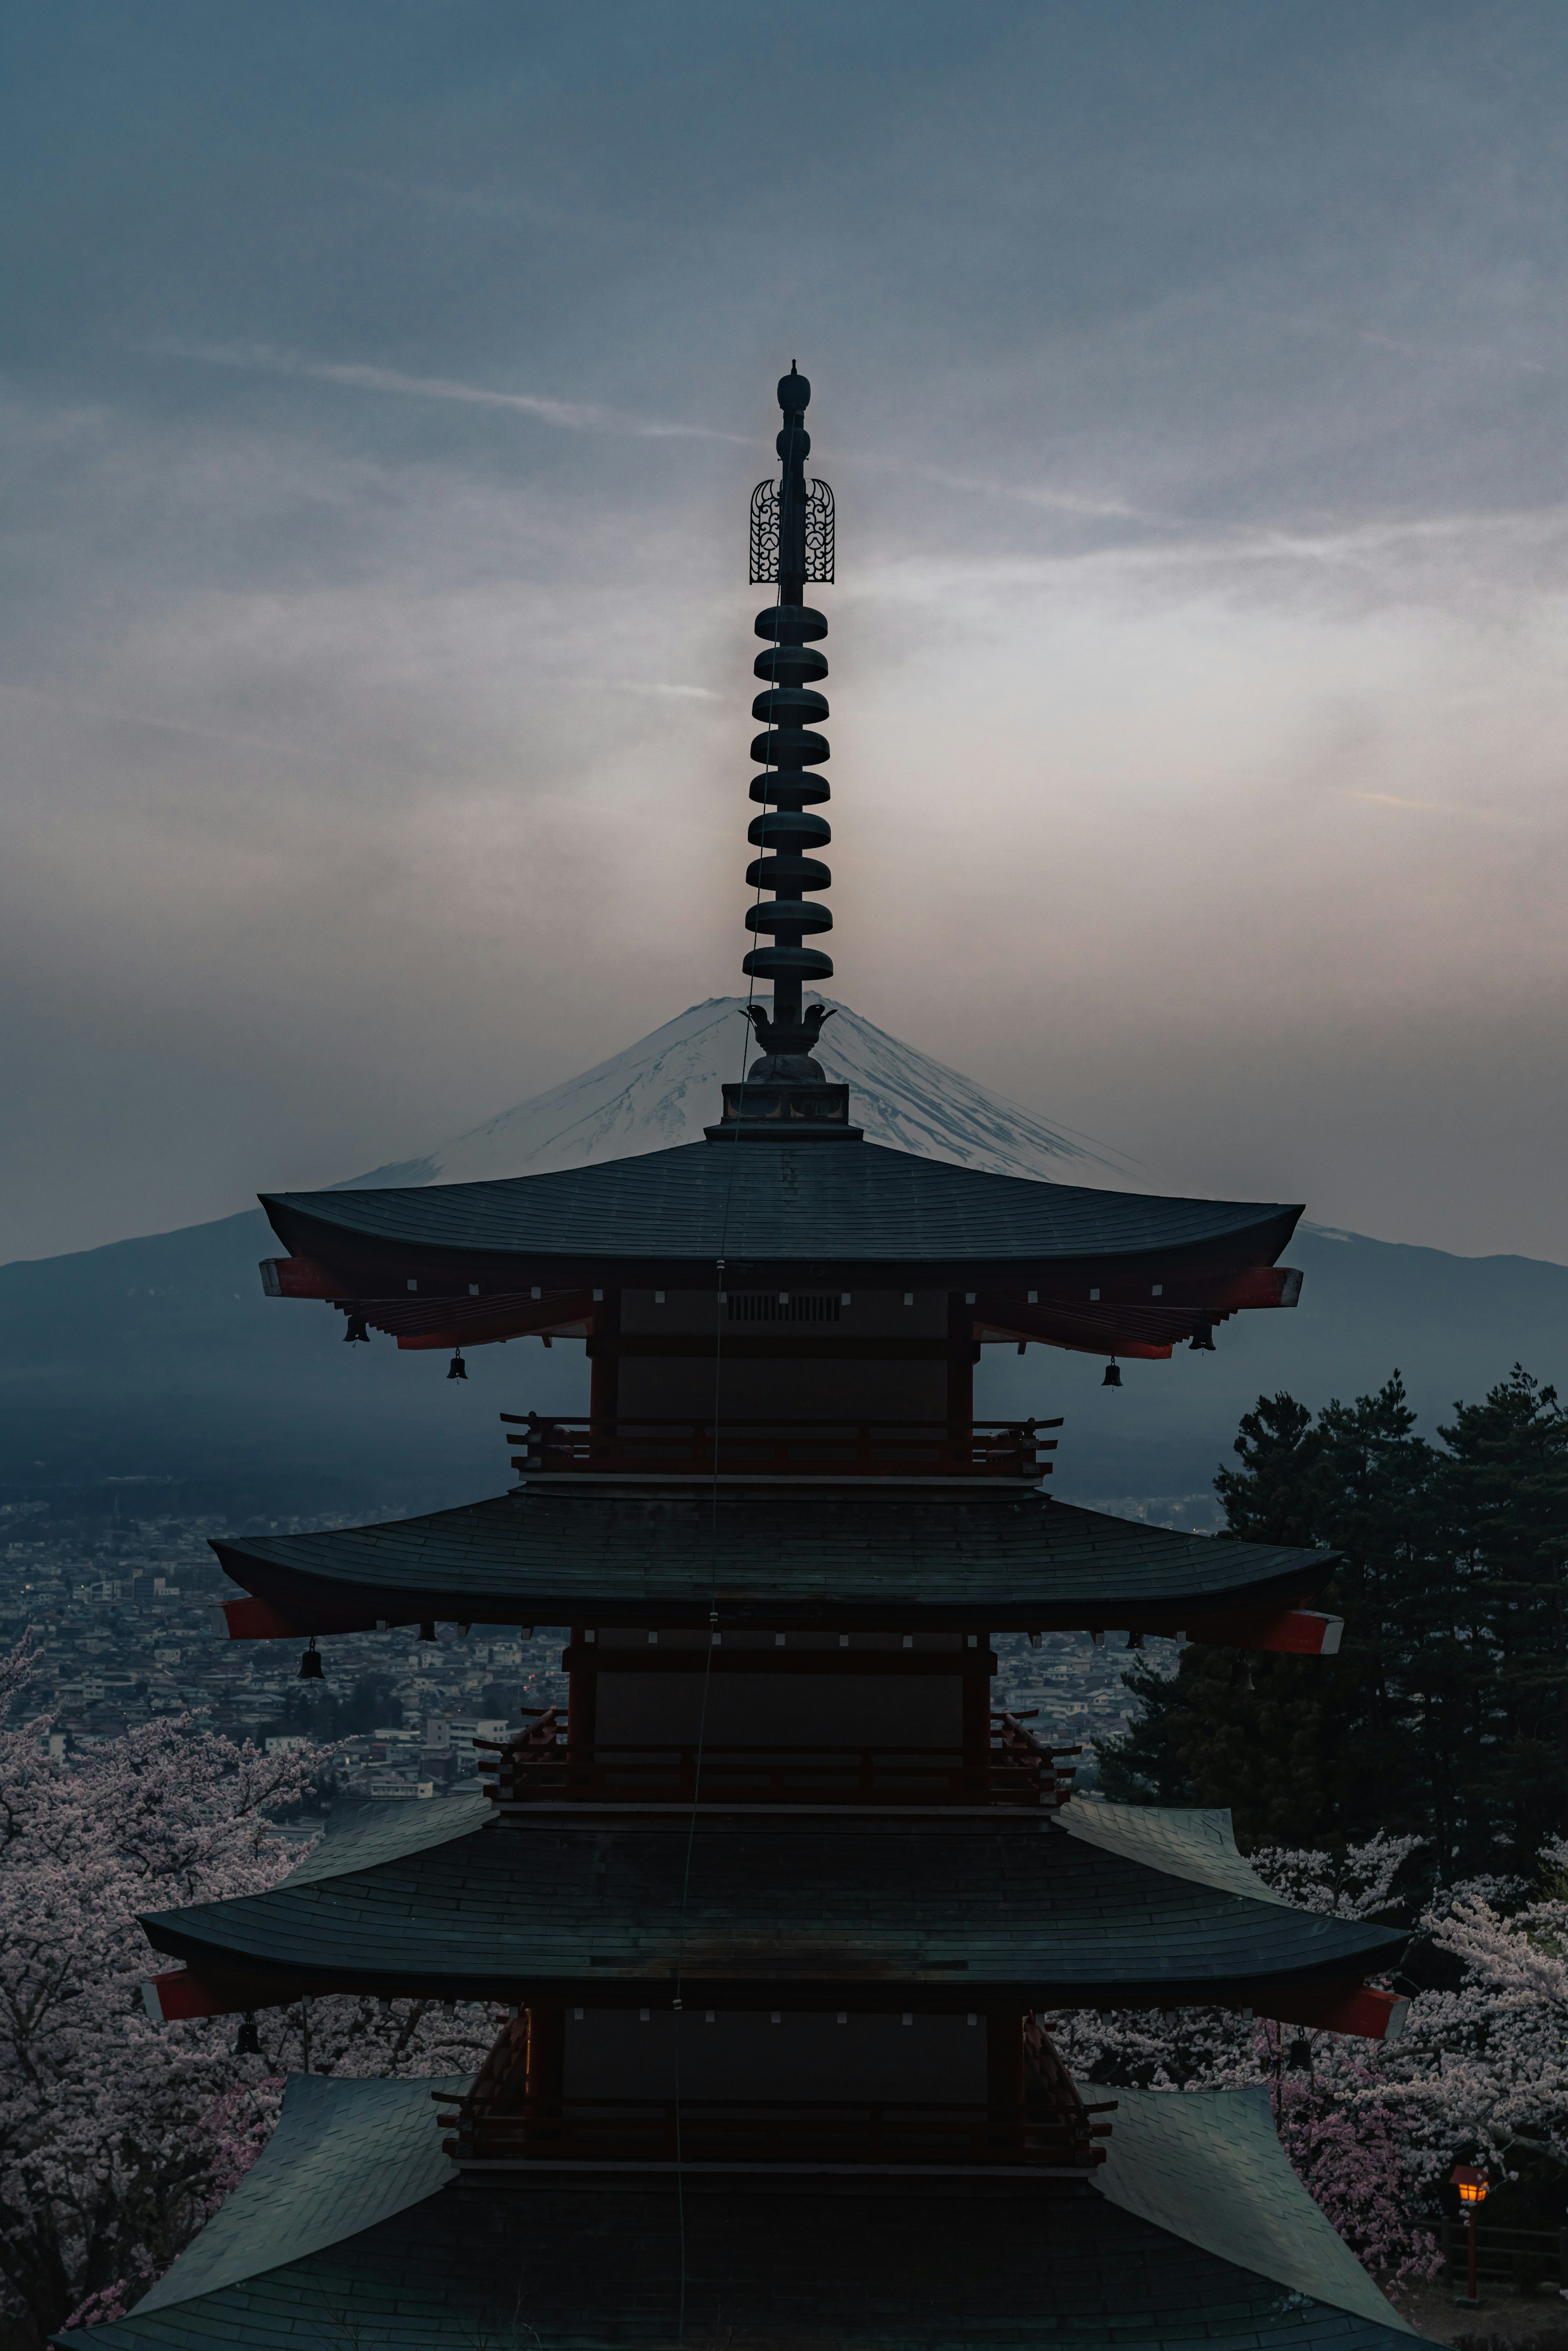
[1449,2166,1488,2302]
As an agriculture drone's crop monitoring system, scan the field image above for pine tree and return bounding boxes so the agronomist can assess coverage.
[1100,1375,1452,1862]
[1102,1367,1568,1874]
[1435,1368,1568,1867]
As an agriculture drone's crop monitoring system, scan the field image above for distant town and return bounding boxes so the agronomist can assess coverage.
[0,1502,1147,1801]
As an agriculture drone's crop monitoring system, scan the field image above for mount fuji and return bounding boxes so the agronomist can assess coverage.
[1,997,1564,1526]
[339,996,1140,1193]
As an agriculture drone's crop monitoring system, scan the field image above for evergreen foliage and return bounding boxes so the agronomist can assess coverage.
[1099,1368,1568,1874]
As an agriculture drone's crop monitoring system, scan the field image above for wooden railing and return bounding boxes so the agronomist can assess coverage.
[1439,2218,1568,2292]
[434,2093,1114,2170]
[478,1715,1081,1812]
[502,1415,1060,1481]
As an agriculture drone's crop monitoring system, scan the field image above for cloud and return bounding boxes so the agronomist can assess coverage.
[859,455,1161,526]
[557,678,722,701]
[1340,790,1534,827]
[858,499,1568,630]
[1246,305,1561,382]
[0,680,316,762]
[156,342,749,444]
[7,0,1568,1271]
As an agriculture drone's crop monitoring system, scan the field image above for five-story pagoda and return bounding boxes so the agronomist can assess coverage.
[66,371,1423,2351]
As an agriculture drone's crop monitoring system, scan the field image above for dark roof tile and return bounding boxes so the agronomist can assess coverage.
[262,1141,1302,1278]
[51,2080,1418,2351]
[140,1809,1403,2003]
[213,1488,1334,1629]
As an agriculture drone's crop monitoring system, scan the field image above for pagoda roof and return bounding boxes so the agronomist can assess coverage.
[209,1487,1335,1634]
[260,1139,1302,1289]
[53,2072,1417,2350]
[139,1795,1403,2009]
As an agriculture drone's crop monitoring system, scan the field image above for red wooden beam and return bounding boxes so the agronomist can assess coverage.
[378,1288,594,1333]
[983,1267,1302,1314]
[1186,1609,1344,1657]
[139,1966,305,2021]
[140,1968,231,2021]
[1264,1985,1410,2042]
[378,1290,596,1347]
[258,1257,340,1299]
[258,1259,597,1347]
[212,1596,385,1641]
[259,1241,1303,1315]
[396,1312,590,1352]
[978,1313,1174,1360]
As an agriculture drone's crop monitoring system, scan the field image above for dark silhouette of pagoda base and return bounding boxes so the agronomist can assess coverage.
[65,371,1426,2351]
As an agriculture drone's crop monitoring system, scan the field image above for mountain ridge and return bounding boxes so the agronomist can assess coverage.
[2,999,1561,1524]
[338,996,1140,1193]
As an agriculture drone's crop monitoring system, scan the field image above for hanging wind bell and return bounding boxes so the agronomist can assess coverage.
[447,1352,467,1381]
[297,1637,325,1681]
[1102,1359,1122,1388]
[1189,1326,1216,1353]
[343,1315,370,1344]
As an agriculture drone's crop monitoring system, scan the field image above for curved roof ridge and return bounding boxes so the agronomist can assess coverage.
[276,1790,489,1889]
[208,1489,1336,1627]
[138,1814,1403,1998]
[260,1139,1303,1272]
[107,2076,1414,2340]
[278,1142,1288,1232]
[1091,2084,1415,2332]
[1062,1800,1296,1909]
[131,2073,462,2316]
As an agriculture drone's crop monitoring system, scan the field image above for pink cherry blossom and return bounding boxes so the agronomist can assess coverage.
[1054,1827,1568,2290]
[0,1638,493,2347]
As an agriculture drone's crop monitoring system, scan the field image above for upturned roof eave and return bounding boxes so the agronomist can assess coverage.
[133,1805,1406,2007]
[255,1138,1306,1286]
[204,1490,1339,1631]
[258,1217,1305,1290]
[47,2072,1419,2349]
[208,1531,1338,1633]
[136,1910,1405,2010]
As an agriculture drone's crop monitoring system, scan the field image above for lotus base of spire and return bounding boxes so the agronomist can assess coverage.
[705,1080,862,1142]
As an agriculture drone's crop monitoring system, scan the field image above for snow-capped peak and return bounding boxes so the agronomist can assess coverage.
[343,996,1143,1192]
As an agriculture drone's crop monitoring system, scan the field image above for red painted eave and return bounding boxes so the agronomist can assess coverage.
[256,1199,1306,1303]
[256,1263,1302,1358]
[136,1956,1406,2040]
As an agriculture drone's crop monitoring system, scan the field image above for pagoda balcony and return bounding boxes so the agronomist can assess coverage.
[503,1413,1059,1482]
[434,2094,1114,2172]
[478,1711,1078,1811]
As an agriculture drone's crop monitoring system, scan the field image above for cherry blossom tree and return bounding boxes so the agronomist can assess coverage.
[11,1601,1568,2335]
[0,1638,492,2349]
[1055,1830,1440,2284]
[1058,1822,1568,2290]
[1381,1839,1568,2179]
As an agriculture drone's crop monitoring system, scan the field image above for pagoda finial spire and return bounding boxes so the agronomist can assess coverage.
[742,365,836,1058]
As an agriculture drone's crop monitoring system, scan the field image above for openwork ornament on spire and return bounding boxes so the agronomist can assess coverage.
[749,367,834,590]
[707,367,859,1141]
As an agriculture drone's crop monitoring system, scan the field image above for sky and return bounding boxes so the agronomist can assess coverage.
[4,1,1568,1266]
